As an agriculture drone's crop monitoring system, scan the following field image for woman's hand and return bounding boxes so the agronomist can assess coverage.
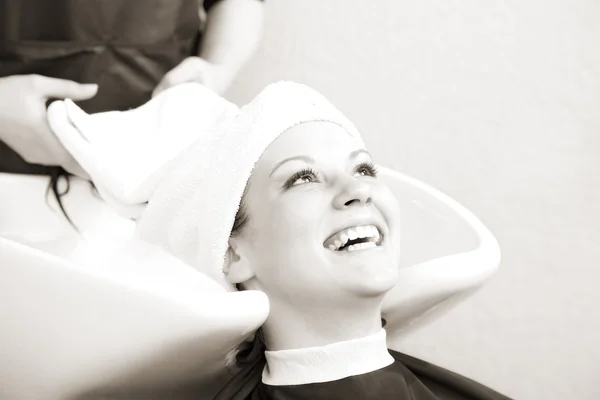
[0,74,97,177]
[153,0,265,97]
[152,56,235,97]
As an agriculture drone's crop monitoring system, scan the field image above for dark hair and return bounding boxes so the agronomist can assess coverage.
[47,168,100,232]
[47,168,76,229]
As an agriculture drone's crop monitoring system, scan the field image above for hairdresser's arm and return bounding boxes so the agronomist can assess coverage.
[153,0,265,96]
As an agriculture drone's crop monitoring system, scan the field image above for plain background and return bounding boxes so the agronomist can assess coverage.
[225,1,600,399]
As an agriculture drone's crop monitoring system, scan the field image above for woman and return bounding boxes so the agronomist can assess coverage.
[215,121,504,399]
[44,81,509,399]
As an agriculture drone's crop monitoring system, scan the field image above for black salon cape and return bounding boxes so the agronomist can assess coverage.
[212,349,512,400]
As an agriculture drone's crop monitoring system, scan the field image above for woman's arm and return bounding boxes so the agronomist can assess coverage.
[152,0,265,96]
[200,0,265,85]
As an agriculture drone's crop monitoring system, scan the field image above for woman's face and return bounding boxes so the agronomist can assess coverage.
[227,121,401,307]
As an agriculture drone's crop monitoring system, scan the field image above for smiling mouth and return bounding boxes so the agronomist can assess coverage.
[323,224,384,252]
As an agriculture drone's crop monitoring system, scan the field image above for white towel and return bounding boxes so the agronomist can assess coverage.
[47,83,239,219]
[48,81,364,290]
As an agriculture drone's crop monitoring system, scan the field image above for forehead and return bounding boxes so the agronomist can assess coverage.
[257,121,364,167]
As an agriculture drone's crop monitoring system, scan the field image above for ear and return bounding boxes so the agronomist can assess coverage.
[224,238,255,285]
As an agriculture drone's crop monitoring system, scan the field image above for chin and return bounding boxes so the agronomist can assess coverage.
[364,277,398,296]
[345,267,398,298]
[319,243,399,294]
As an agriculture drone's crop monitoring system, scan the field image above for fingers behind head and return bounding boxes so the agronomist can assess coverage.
[32,75,98,101]
[152,57,210,98]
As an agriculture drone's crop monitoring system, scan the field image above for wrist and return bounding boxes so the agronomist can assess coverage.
[199,58,238,94]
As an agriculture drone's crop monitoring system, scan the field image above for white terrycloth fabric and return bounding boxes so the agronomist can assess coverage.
[47,83,240,218]
[48,81,365,290]
[262,329,394,386]
[136,82,365,290]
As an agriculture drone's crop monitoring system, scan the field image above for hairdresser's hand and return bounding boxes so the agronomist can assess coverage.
[152,56,235,97]
[0,75,97,177]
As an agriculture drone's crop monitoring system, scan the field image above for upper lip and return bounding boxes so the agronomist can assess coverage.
[322,219,386,247]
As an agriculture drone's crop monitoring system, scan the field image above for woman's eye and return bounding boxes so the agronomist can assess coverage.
[294,173,317,185]
[355,162,378,177]
[283,168,319,189]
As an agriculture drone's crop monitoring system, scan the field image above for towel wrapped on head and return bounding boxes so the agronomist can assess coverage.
[48,81,365,289]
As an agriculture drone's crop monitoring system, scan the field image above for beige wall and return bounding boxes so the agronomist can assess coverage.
[227,1,600,399]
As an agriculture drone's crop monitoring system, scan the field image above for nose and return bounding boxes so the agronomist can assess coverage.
[333,178,373,210]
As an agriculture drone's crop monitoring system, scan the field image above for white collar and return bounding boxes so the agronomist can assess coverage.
[262,329,394,386]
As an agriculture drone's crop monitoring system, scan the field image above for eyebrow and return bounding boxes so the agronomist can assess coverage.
[350,148,371,160]
[269,148,371,177]
[269,155,314,177]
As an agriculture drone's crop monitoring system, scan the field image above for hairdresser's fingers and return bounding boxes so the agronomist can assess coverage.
[152,56,212,97]
[33,75,98,101]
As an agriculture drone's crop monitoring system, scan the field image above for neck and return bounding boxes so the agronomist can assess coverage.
[262,297,384,351]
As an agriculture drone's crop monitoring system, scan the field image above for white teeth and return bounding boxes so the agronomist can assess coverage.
[348,229,358,240]
[340,232,349,243]
[356,226,365,238]
[368,225,377,237]
[325,224,382,251]
[346,242,377,252]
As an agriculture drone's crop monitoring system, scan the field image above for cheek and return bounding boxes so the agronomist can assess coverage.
[248,202,325,289]
[253,196,324,258]
[377,186,402,235]
[274,202,318,244]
